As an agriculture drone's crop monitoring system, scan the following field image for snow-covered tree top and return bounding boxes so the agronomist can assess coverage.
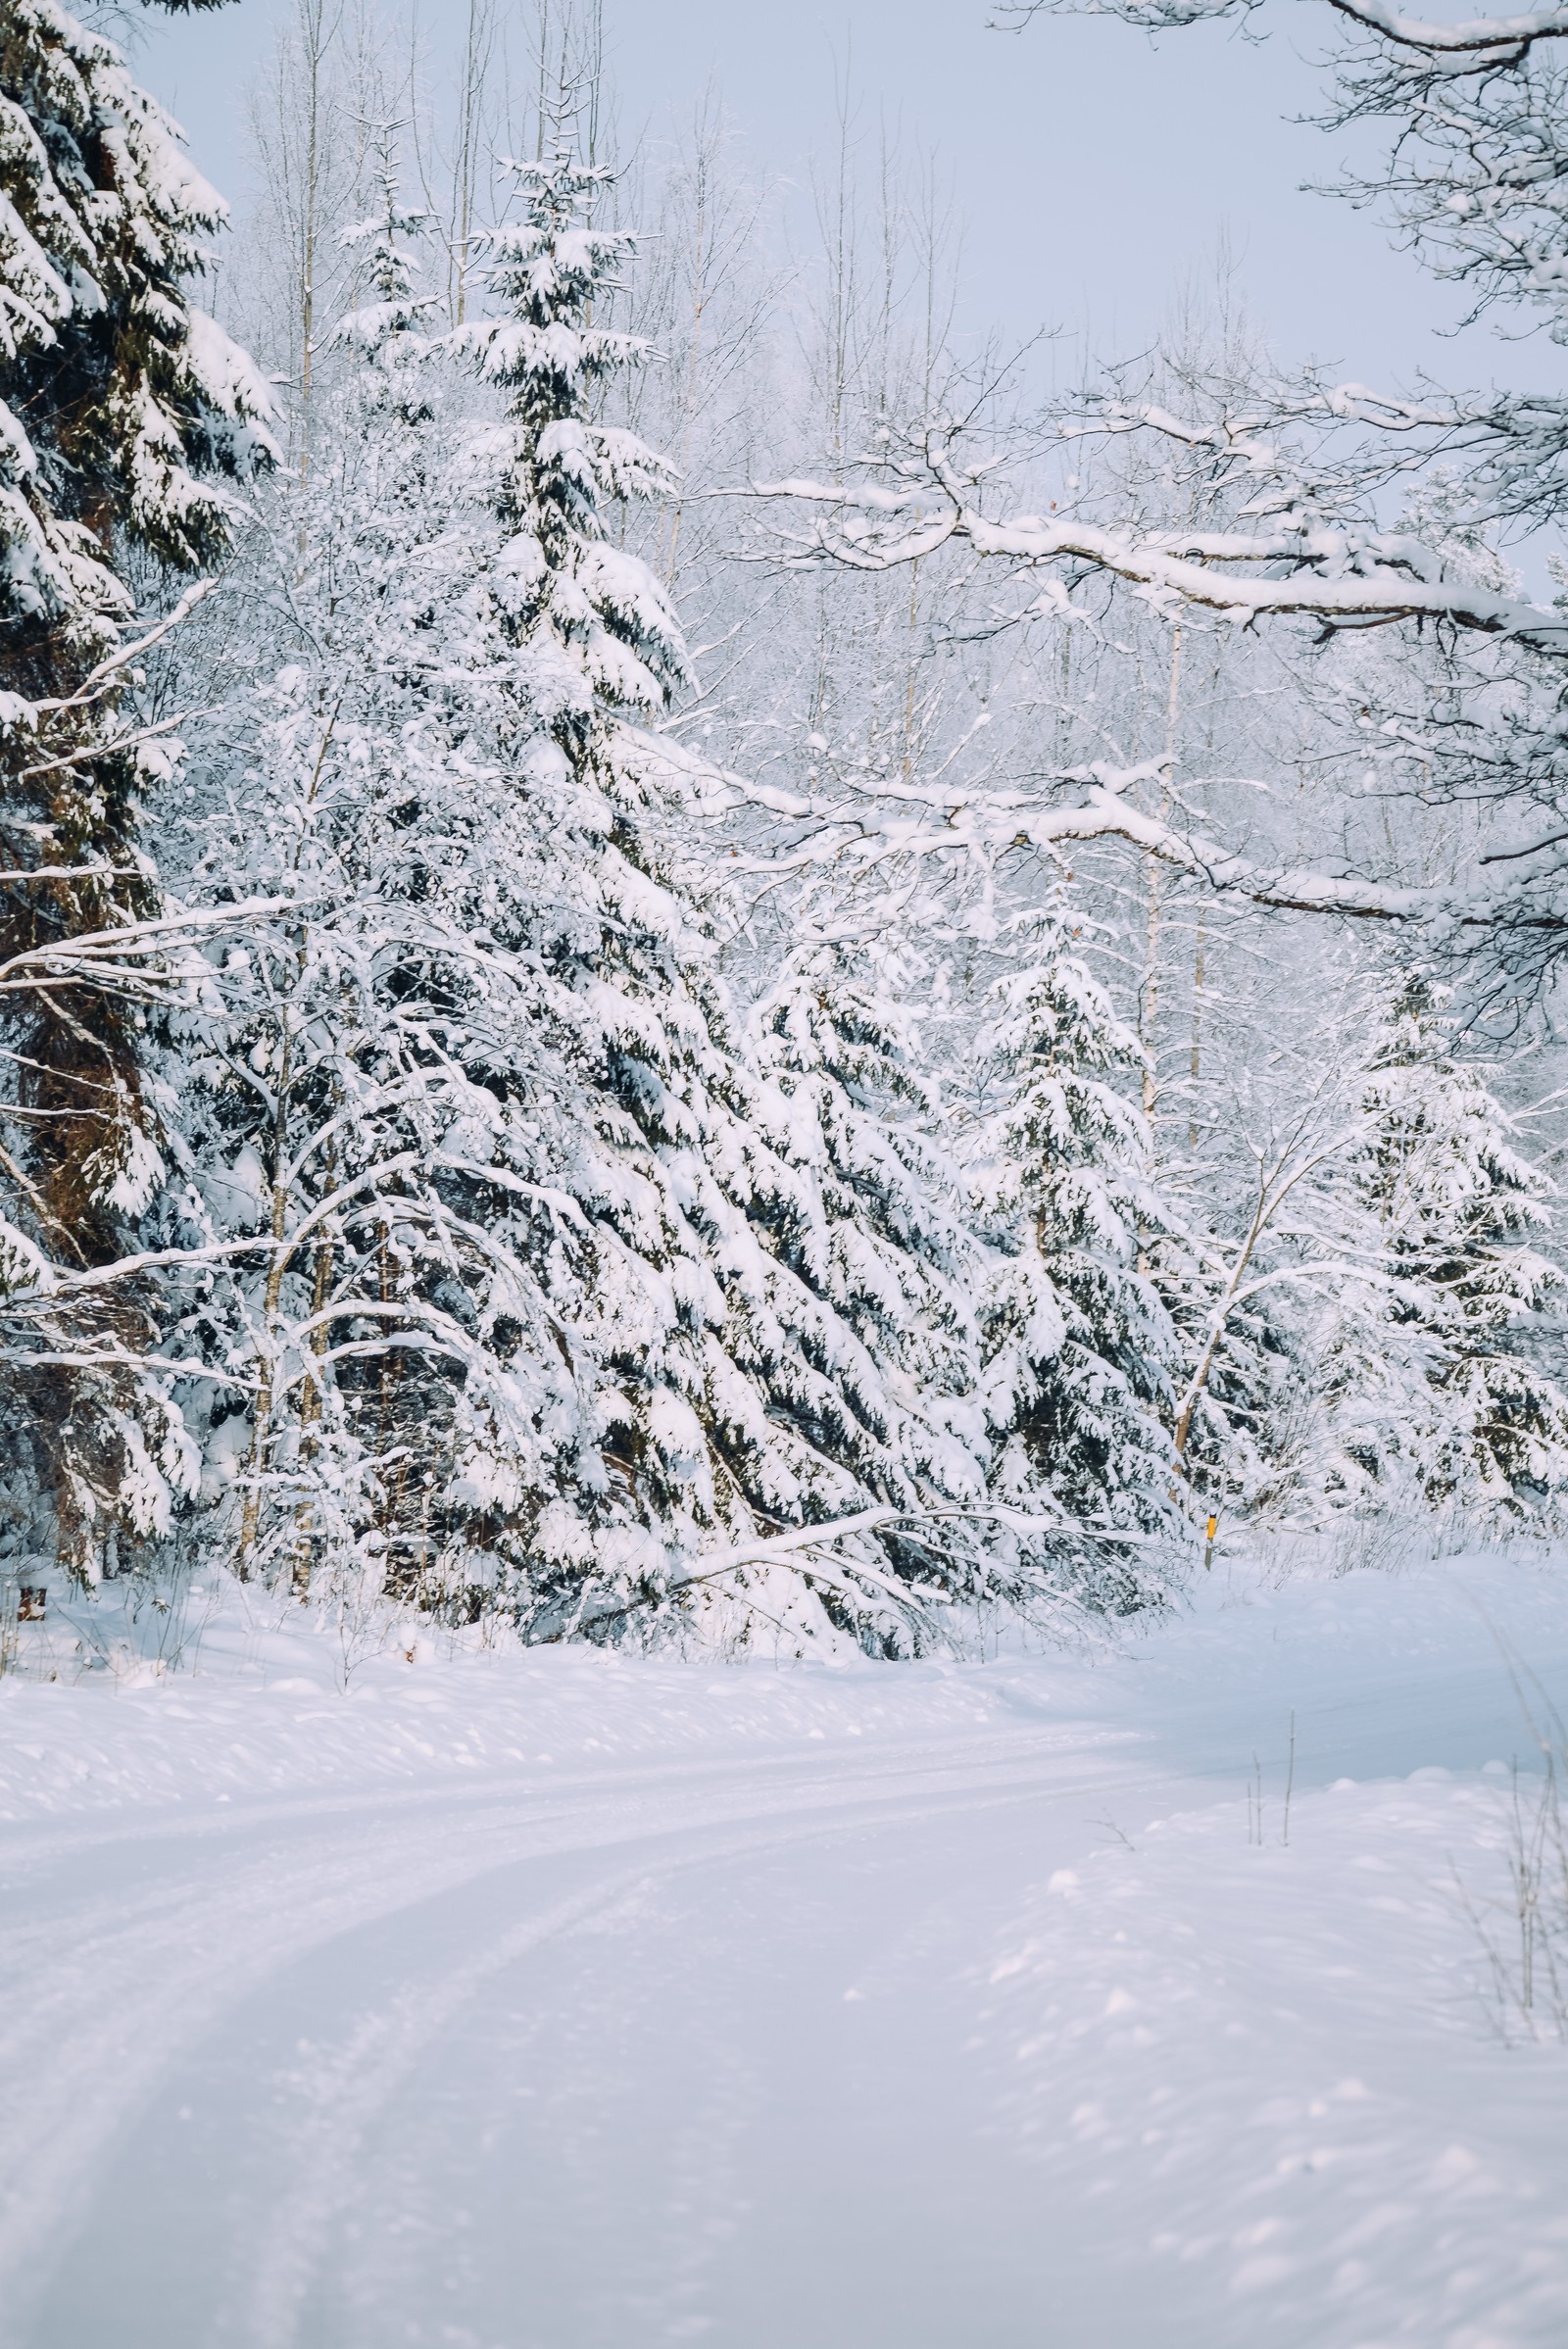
[334,134,439,374]
[441,151,687,724]
[0,0,275,642]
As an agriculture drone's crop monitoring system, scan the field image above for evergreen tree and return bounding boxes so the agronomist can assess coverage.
[970,911,1180,1601]
[0,1,271,1574]
[433,155,1001,1647]
[1324,976,1568,1520]
[164,151,1004,1648]
[748,933,984,1512]
[158,163,599,1609]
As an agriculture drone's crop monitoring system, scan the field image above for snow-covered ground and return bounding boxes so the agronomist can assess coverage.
[3,1547,1568,2348]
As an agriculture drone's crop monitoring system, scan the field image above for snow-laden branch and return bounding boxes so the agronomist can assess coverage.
[17,707,216,785]
[0,579,220,737]
[0,896,307,998]
[541,1502,1171,1642]
[76,579,220,694]
[0,1346,252,1388]
[0,866,144,884]
[748,474,1568,650]
[999,0,1568,56]
[1324,0,1568,50]
[674,1501,1166,1584]
[723,754,1427,925]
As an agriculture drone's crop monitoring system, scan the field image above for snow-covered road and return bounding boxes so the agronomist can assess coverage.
[4,1553,1568,2347]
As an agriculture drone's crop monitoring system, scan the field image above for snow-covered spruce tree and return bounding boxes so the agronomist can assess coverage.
[1321,976,1568,1522]
[0,0,271,1575]
[969,910,1181,1602]
[1156,1022,1381,1531]
[160,151,993,1647]
[1162,1243,1301,1525]
[747,933,985,1509]
[416,153,1008,1648]
[154,161,605,1610]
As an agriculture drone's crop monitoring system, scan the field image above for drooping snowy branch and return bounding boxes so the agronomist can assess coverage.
[748,455,1568,648]
[1000,0,1568,55]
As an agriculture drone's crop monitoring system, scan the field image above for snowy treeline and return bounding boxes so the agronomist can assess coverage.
[4,0,1568,1651]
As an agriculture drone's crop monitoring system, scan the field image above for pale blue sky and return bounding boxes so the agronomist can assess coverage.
[133,0,1558,399]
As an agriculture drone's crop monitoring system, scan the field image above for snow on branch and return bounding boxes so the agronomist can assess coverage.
[548,1503,1165,1643]
[721,747,1426,925]
[998,0,1568,56]
[1324,0,1568,55]
[747,467,1568,650]
[0,898,305,1002]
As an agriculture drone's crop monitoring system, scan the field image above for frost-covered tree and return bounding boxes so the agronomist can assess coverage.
[970,911,1180,1597]
[1323,978,1568,1520]
[159,151,1025,1648]
[749,935,978,1427]
[743,933,990,1587]
[155,163,606,1609]
[0,0,271,1574]
[959,0,1568,1009]
[430,154,1010,1646]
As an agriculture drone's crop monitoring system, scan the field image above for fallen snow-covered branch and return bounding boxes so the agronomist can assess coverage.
[539,1502,1174,1643]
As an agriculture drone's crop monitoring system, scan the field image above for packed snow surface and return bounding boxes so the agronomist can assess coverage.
[3,1548,1568,2347]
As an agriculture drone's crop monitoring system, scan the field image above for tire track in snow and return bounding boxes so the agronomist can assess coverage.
[240,1780,1080,2349]
[0,1731,1141,2342]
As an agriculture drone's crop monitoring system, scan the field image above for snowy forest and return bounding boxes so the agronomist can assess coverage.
[16,5,1568,2341]
[8,0,1568,1660]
